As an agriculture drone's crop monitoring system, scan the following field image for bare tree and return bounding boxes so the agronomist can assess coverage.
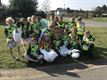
[41,0,50,12]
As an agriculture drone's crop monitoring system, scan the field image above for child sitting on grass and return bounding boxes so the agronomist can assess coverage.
[25,34,43,63]
[82,31,95,61]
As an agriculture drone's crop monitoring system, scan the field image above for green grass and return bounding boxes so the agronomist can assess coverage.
[93,17,107,22]
[0,25,107,68]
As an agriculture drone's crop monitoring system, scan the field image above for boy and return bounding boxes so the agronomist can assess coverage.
[82,31,95,61]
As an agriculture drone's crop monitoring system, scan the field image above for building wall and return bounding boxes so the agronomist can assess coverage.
[56,11,67,16]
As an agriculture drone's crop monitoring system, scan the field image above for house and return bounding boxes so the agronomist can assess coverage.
[55,8,67,16]
[102,13,107,17]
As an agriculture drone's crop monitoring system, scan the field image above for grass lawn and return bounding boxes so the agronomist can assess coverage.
[93,17,107,22]
[0,25,107,68]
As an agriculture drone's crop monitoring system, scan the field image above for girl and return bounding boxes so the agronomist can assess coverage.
[4,17,21,59]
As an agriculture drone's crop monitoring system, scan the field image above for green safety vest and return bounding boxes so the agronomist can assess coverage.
[44,29,52,37]
[58,22,65,28]
[7,26,15,38]
[53,40,61,47]
[30,23,40,34]
[67,22,74,29]
[44,43,50,51]
[76,22,84,35]
[31,44,39,55]
[73,41,78,49]
[20,25,27,31]
[23,25,28,31]
[61,33,71,42]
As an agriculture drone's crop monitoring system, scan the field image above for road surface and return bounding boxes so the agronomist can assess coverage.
[84,20,107,27]
[33,66,107,80]
[64,17,107,27]
[0,59,107,80]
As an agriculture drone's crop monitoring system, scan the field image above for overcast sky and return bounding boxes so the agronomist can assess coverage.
[1,0,107,10]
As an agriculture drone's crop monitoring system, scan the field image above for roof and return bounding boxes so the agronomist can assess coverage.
[56,8,67,12]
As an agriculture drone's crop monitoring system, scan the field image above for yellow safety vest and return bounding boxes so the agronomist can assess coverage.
[76,22,84,35]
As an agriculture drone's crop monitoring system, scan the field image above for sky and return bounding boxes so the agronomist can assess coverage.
[1,0,107,10]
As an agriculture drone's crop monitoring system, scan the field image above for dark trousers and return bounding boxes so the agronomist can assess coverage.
[83,44,94,60]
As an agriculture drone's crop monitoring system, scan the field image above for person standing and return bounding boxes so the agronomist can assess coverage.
[4,17,21,59]
[76,16,85,47]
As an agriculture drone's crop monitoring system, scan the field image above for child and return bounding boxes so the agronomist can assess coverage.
[82,31,95,61]
[76,16,85,46]
[48,15,55,29]
[66,17,76,34]
[25,35,43,63]
[55,16,59,26]
[4,17,21,59]
[40,30,58,62]
[57,16,65,29]
[29,15,41,42]
[52,27,63,54]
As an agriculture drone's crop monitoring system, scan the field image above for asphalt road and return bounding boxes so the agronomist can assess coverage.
[32,66,107,80]
[1,59,107,80]
[64,17,107,27]
[84,20,107,27]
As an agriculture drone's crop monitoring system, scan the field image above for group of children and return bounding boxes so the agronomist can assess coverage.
[4,14,95,63]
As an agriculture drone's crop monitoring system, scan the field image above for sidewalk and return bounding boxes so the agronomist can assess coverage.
[0,59,107,80]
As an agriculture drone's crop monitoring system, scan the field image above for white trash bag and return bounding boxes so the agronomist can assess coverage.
[13,28,22,42]
[71,49,80,53]
[59,43,72,57]
[40,49,58,62]
[70,49,80,59]
[71,52,80,59]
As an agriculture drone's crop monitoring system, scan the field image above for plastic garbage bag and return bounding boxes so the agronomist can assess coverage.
[71,52,80,59]
[13,29,22,42]
[40,49,58,62]
[59,44,71,57]
[71,49,80,53]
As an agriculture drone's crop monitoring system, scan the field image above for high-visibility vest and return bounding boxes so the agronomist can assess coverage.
[53,40,61,46]
[31,44,39,55]
[68,22,74,29]
[83,44,89,51]
[61,34,68,42]
[30,23,40,30]
[7,26,15,38]
[40,41,51,51]
[83,36,95,44]
[83,36,90,44]
[30,23,40,34]
[76,22,84,35]
[44,29,52,37]
[83,36,95,51]
[57,22,65,28]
